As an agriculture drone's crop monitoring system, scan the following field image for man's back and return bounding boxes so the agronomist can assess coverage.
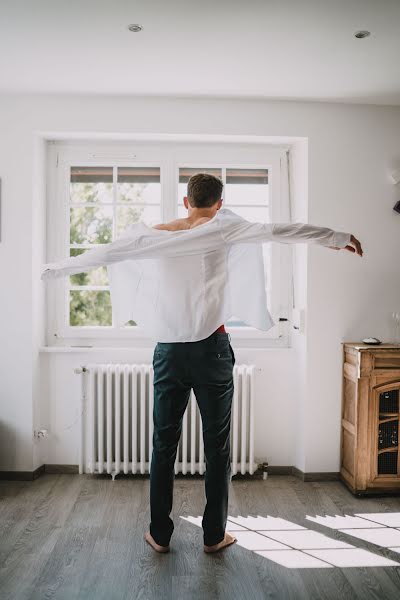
[152,216,213,231]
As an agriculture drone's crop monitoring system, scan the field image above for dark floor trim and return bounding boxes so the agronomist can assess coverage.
[0,464,341,481]
[265,466,293,476]
[44,464,79,475]
[291,466,340,481]
[266,466,339,481]
[0,464,45,481]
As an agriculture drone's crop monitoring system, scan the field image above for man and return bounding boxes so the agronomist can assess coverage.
[147,174,238,554]
[41,173,363,555]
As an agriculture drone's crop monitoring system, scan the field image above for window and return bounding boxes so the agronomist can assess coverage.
[46,141,290,346]
[68,166,161,327]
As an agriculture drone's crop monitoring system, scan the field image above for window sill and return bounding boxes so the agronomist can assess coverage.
[39,337,292,353]
[39,346,153,353]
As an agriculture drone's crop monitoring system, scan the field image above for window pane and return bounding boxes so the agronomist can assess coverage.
[226,238,271,329]
[69,248,109,286]
[116,204,161,235]
[178,168,222,210]
[178,167,222,183]
[69,290,112,326]
[226,168,268,185]
[224,169,270,329]
[118,167,161,204]
[226,244,271,329]
[70,167,113,204]
[225,168,268,206]
[70,206,113,245]
[227,206,270,223]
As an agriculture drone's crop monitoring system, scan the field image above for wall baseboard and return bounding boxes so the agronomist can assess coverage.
[291,466,340,481]
[0,464,340,481]
[264,466,293,476]
[0,464,45,481]
[44,464,79,474]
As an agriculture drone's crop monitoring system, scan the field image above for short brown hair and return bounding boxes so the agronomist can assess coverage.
[187,173,223,208]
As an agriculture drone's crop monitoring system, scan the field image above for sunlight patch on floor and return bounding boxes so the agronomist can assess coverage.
[354,512,400,528]
[226,516,306,531]
[306,514,383,529]
[256,529,352,550]
[254,549,331,569]
[181,514,400,569]
[302,548,398,568]
[306,512,400,552]
[232,531,289,550]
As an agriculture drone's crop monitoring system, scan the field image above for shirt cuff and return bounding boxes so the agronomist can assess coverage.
[332,231,352,248]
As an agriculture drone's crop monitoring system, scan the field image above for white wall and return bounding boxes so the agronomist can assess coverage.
[1,94,399,473]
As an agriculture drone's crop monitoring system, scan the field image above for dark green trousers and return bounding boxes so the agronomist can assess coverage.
[149,331,236,547]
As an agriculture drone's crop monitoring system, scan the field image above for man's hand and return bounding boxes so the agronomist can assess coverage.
[328,234,363,256]
[41,268,51,280]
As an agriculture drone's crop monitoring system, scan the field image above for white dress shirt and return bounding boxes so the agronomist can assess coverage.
[41,208,351,342]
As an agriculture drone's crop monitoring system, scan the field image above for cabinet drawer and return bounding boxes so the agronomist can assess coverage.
[374,356,400,369]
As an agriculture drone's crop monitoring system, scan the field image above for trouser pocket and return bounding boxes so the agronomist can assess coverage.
[229,343,236,366]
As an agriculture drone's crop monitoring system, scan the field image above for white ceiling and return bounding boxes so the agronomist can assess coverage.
[1,0,400,105]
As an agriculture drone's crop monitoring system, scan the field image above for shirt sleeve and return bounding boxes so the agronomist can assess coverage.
[41,238,132,280]
[40,223,225,280]
[220,220,352,248]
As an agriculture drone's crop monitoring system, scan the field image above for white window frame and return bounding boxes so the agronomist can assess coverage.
[46,140,292,348]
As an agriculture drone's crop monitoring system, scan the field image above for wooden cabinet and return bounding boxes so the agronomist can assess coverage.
[341,343,400,495]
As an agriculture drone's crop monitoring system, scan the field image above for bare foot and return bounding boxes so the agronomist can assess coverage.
[204,531,237,553]
[144,531,170,553]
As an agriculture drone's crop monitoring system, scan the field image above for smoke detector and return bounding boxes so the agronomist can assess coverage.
[128,24,143,32]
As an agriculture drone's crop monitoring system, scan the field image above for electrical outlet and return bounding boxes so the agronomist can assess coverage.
[34,429,48,439]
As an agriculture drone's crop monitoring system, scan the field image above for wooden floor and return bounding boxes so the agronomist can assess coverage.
[1,474,400,600]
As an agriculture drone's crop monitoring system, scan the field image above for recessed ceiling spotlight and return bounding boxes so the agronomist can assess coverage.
[354,30,370,38]
[128,24,143,32]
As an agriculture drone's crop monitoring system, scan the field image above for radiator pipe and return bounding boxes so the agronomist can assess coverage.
[74,366,88,474]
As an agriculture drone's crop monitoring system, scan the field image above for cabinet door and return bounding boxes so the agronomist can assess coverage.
[374,386,399,479]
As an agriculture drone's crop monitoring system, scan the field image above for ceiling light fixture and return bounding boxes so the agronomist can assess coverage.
[128,24,143,32]
[354,30,370,38]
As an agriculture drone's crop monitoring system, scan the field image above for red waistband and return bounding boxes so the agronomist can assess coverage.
[214,324,226,333]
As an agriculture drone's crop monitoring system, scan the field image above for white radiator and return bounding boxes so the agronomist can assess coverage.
[75,363,257,479]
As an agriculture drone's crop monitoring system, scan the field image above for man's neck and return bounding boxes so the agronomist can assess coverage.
[187,207,218,221]
[152,207,220,231]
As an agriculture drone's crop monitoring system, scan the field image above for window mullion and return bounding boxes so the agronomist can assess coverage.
[111,165,118,328]
[166,155,176,221]
[112,165,117,240]
[65,162,72,331]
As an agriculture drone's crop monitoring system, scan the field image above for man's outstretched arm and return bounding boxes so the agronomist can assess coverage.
[40,231,141,280]
[220,220,363,256]
[40,220,225,280]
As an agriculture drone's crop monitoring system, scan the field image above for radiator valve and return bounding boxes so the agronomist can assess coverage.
[261,461,269,480]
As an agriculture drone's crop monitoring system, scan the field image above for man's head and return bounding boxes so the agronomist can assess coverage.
[183,173,223,212]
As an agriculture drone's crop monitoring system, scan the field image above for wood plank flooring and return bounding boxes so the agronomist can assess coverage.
[1,474,400,599]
